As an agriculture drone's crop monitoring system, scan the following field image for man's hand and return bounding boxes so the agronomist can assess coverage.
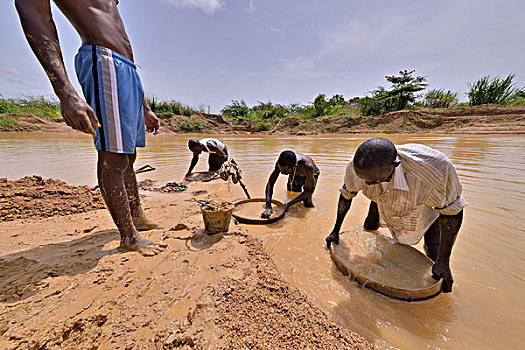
[60,94,100,136]
[432,260,454,293]
[261,207,273,219]
[145,109,160,134]
[325,230,340,249]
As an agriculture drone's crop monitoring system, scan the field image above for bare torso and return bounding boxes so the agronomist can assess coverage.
[294,153,315,177]
[53,0,133,60]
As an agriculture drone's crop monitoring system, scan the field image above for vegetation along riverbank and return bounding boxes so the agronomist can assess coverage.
[2,71,524,134]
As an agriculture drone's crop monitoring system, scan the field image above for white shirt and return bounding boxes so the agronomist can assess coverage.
[200,138,226,153]
[340,144,468,245]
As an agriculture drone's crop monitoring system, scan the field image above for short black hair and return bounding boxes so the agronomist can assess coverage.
[278,150,297,167]
[354,138,397,169]
[188,139,200,150]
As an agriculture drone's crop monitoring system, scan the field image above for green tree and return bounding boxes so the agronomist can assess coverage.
[359,70,427,116]
[384,69,427,110]
[250,101,287,119]
[313,93,328,117]
[221,100,250,118]
[313,93,347,117]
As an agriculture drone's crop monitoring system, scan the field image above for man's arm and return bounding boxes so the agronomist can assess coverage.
[15,0,99,136]
[284,166,315,210]
[206,145,227,161]
[185,153,200,176]
[261,166,280,218]
[432,210,463,293]
[143,99,159,134]
[325,194,353,248]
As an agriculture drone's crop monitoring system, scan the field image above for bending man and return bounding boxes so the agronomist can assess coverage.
[15,0,161,253]
[262,150,320,218]
[325,138,467,292]
[185,138,228,176]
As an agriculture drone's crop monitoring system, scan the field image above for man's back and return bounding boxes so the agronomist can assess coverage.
[295,153,316,177]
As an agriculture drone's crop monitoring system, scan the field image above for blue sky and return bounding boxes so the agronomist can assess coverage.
[1,0,524,113]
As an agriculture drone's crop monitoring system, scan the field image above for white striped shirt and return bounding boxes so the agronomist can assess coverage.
[200,138,226,153]
[340,144,468,245]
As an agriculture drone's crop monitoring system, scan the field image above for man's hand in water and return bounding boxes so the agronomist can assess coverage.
[325,230,340,249]
[145,109,160,134]
[261,207,273,219]
[60,93,100,136]
[432,260,454,293]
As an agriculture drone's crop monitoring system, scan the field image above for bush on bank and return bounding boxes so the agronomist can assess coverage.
[3,72,525,127]
[0,95,61,119]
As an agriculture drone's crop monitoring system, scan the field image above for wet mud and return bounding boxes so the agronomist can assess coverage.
[0,176,104,222]
[0,178,372,349]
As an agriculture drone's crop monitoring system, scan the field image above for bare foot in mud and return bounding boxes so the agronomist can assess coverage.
[119,234,167,256]
[133,217,161,231]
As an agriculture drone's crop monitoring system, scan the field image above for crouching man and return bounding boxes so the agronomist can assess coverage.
[262,150,320,218]
[326,138,467,293]
[185,138,228,177]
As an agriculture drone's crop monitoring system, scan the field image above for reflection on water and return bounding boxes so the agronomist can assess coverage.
[1,132,524,349]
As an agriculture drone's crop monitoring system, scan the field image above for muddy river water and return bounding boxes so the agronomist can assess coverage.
[1,132,524,349]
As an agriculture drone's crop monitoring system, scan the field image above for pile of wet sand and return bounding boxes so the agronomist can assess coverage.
[0,176,105,222]
[0,178,372,349]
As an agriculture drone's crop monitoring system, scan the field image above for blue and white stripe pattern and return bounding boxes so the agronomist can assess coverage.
[75,45,145,154]
[341,143,468,245]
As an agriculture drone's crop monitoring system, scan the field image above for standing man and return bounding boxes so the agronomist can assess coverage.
[15,0,162,253]
[325,138,467,293]
[262,150,320,218]
[185,138,228,177]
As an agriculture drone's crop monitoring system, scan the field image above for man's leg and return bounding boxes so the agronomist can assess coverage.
[97,150,156,250]
[423,218,441,261]
[208,153,221,172]
[123,152,159,231]
[363,201,380,230]
[303,196,315,207]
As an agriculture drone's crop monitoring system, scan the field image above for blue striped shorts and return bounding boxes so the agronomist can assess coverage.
[75,45,145,154]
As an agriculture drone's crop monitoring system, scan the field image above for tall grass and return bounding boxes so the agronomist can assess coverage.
[0,95,61,118]
[467,74,520,106]
[146,96,193,116]
[424,89,458,108]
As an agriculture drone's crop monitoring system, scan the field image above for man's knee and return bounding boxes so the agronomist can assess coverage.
[100,152,130,173]
[424,242,439,262]
[127,152,137,165]
[303,196,314,207]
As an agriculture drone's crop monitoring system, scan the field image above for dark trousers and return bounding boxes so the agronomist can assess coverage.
[208,146,228,171]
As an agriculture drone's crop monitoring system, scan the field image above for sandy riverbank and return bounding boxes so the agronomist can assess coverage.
[0,176,372,349]
[1,104,525,135]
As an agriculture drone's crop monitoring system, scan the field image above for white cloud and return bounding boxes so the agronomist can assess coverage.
[212,66,230,75]
[161,0,224,14]
[264,24,283,34]
[247,0,256,14]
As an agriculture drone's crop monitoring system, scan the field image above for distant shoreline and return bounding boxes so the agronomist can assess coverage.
[2,104,524,135]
